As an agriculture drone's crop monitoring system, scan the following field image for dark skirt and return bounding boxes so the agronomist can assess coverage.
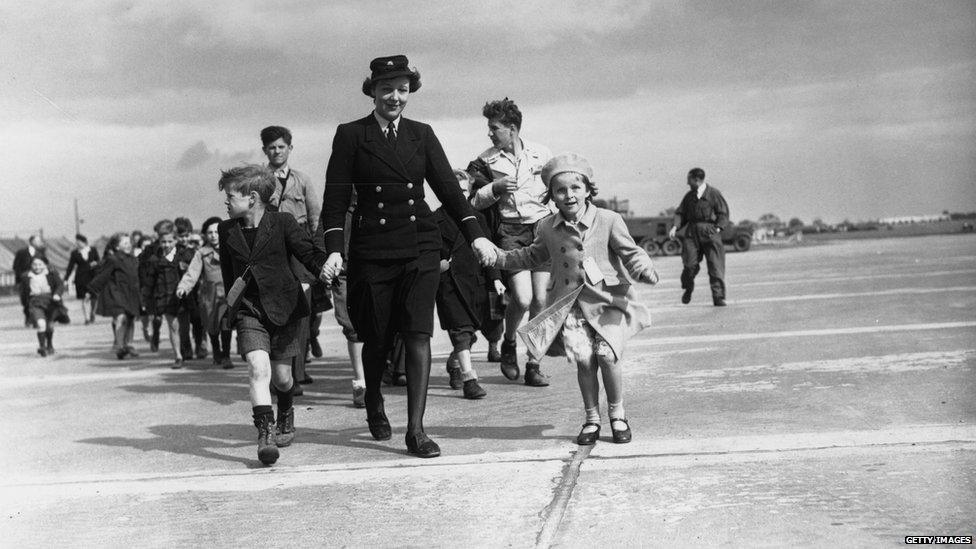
[346,251,439,344]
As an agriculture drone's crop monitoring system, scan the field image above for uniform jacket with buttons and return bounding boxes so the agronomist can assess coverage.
[495,204,655,361]
[218,212,327,327]
[470,139,552,224]
[322,114,484,260]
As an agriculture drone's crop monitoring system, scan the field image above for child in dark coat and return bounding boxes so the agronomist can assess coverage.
[141,222,189,367]
[435,171,506,399]
[89,232,142,359]
[21,257,66,357]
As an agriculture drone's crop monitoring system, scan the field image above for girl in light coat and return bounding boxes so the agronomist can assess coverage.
[490,153,658,445]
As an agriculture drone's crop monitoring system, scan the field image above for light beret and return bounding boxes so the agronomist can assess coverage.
[541,152,594,187]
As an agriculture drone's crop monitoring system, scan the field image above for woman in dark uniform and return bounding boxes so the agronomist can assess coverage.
[321,55,494,458]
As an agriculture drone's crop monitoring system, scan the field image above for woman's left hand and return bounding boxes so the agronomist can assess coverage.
[471,238,497,267]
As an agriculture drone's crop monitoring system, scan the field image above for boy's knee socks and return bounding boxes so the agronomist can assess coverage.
[273,381,294,412]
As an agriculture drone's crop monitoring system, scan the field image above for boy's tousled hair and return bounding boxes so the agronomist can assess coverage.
[482,97,522,130]
[75,234,88,244]
[218,165,277,205]
[688,167,705,181]
[174,217,193,235]
[260,126,292,146]
[153,219,175,236]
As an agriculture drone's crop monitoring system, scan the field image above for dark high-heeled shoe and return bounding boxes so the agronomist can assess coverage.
[405,432,440,458]
[610,418,631,444]
[366,410,392,441]
[576,423,601,446]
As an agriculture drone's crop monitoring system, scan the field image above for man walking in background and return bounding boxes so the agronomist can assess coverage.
[669,167,730,307]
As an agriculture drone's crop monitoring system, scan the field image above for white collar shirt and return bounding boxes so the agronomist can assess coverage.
[472,138,553,224]
[374,112,401,138]
[696,182,708,200]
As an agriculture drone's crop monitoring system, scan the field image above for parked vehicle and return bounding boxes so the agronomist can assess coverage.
[622,216,753,256]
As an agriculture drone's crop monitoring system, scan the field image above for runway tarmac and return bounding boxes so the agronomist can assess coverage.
[1,234,973,547]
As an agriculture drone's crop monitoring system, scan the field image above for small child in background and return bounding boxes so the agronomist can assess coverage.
[177,216,234,369]
[489,153,658,445]
[88,232,142,359]
[21,257,66,357]
[141,222,185,368]
[433,170,506,399]
[175,216,208,361]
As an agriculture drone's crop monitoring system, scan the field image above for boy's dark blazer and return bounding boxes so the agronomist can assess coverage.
[218,211,327,326]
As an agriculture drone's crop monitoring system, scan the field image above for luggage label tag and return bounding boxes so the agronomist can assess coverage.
[582,256,604,285]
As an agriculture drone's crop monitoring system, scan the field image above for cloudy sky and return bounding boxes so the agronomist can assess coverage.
[2,1,974,238]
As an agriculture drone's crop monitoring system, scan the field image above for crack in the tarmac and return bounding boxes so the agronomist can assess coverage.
[582,439,976,464]
[535,445,592,549]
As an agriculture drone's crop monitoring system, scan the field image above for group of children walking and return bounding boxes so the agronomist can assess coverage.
[23,141,658,470]
[212,150,656,464]
[40,217,235,369]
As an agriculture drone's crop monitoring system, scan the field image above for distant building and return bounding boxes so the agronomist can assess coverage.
[878,214,950,225]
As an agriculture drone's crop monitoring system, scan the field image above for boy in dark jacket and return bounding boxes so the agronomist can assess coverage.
[217,165,328,466]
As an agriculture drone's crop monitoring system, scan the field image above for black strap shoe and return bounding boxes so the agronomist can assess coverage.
[610,418,632,444]
[576,423,601,445]
[405,432,441,458]
[681,289,693,304]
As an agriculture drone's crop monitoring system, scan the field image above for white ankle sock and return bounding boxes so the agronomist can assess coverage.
[583,406,600,432]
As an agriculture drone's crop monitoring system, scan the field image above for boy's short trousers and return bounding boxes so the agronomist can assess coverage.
[496,219,550,274]
[235,311,302,360]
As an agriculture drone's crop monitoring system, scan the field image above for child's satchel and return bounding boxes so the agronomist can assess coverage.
[224,266,252,320]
